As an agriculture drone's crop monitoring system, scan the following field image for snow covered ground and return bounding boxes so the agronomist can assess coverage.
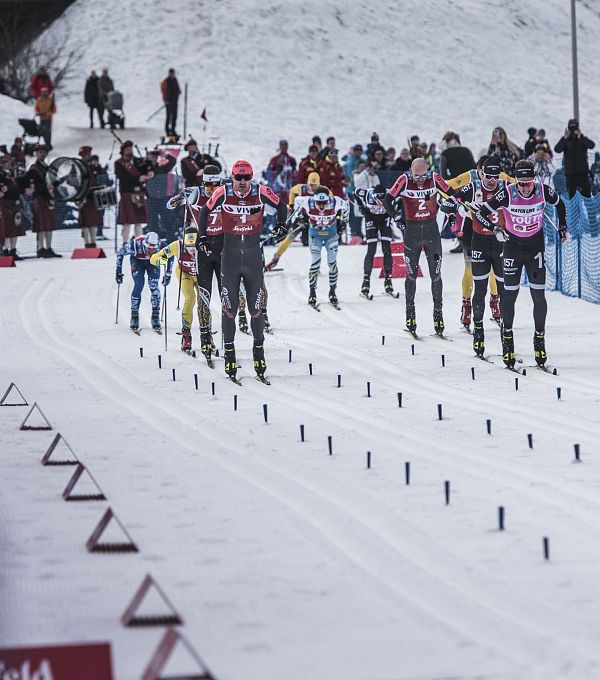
[2,241,600,680]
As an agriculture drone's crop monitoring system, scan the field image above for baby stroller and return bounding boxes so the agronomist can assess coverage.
[104,90,126,129]
[18,117,42,141]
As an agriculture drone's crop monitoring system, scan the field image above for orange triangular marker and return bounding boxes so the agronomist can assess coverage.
[62,463,106,501]
[19,402,52,430]
[86,508,138,553]
[121,574,183,627]
[141,628,216,680]
[0,382,28,406]
[41,433,79,466]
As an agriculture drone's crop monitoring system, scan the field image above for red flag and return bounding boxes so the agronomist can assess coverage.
[200,108,208,122]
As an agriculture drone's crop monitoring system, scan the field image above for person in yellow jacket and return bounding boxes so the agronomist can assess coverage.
[264,171,332,270]
[34,87,56,146]
[444,157,514,330]
[150,225,205,357]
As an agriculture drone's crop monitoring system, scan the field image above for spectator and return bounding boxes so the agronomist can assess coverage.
[440,131,475,179]
[297,144,320,184]
[354,160,380,191]
[84,70,102,129]
[487,126,522,175]
[524,127,537,157]
[366,132,385,161]
[386,147,396,166]
[409,135,422,159]
[318,136,336,161]
[78,145,105,248]
[267,139,297,204]
[160,68,181,137]
[180,138,221,187]
[26,144,59,257]
[428,143,441,173]
[534,128,552,158]
[97,68,114,114]
[312,135,322,154]
[0,74,6,95]
[115,139,150,245]
[10,137,25,170]
[317,147,346,197]
[554,118,595,197]
[29,65,53,100]
[34,88,56,146]
[390,148,411,172]
[590,152,600,195]
[530,144,555,188]
[343,144,365,188]
[146,147,178,241]
[371,147,388,171]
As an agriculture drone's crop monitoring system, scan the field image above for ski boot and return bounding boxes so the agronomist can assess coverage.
[460,297,472,331]
[473,321,485,357]
[238,310,249,334]
[130,311,140,332]
[329,287,340,309]
[384,276,395,296]
[533,331,547,367]
[405,305,417,336]
[253,341,267,376]
[433,310,445,337]
[308,287,318,308]
[224,343,238,380]
[151,312,162,333]
[502,329,516,369]
[200,331,214,366]
[262,309,271,333]
[360,275,371,298]
[490,294,502,325]
[181,329,192,352]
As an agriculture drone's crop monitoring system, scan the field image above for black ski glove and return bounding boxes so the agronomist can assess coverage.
[115,272,124,284]
[272,223,287,241]
[198,236,212,257]
[558,224,568,241]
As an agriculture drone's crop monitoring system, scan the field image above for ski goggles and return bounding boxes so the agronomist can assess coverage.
[233,173,252,181]
[184,231,198,247]
[413,174,427,181]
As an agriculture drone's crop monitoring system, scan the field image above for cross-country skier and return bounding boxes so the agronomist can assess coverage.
[264,171,329,270]
[292,186,348,309]
[448,156,511,357]
[195,160,287,382]
[150,225,201,355]
[475,159,567,368]
[116,231,172,333]
[444,156,511,330]
[382,158,451,336]
[354,184,396,299]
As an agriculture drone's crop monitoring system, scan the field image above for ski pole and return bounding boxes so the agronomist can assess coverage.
[115,282,120,324]
[146,103,165,122]
[163,264,168,351]
[173,170,185,310]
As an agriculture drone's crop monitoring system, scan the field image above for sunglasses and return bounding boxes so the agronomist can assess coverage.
[517,179,534,186]
[483,174,499,180]
[203,181,220,187]
[413,174,427,180]
[233,174,252,181]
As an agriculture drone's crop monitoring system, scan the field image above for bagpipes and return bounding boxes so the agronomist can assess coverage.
[108,129,153,174]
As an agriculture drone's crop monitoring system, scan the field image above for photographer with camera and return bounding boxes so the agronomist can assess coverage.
[554,119,595,198]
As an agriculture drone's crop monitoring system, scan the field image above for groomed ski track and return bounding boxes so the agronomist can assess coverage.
[2,245,600,680]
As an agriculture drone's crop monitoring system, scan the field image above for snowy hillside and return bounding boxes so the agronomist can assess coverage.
[15,0,600,167]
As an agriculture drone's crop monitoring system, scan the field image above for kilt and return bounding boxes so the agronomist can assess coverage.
[0,200,26,238]
[32,196,56,233]
[79,194,104,228]
[118,191,148,225]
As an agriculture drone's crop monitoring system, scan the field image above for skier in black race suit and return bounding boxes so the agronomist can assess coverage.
[382,158,451,336]
[475,159,567,369]
[196,160,287,382]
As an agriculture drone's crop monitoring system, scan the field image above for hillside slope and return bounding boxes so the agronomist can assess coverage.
[27,0,600,167]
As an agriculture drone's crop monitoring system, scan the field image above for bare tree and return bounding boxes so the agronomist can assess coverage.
[0,23,82,103]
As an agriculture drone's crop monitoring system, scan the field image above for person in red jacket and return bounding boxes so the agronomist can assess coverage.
[317,148,347,197]
[267,139,296,204]
[160,68,181,137]
[29,66,54,99]
[297,144,319,184]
